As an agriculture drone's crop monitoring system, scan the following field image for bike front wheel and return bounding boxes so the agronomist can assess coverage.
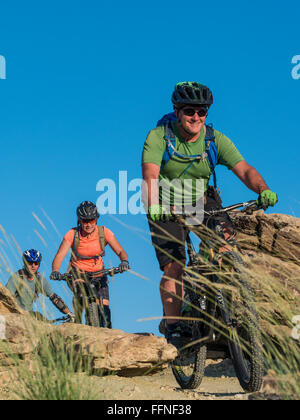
[87,301,101,328]
[228,326,263,392]
[172,339,207,389]
[227,274,264,393]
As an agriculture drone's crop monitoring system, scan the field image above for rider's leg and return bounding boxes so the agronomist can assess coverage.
[147,217,189,341]
[97,276,112,328]
[103,305,112,328]
[160,260,185,326]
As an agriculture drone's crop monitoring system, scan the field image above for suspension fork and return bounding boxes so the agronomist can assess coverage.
[201,242,234,328]
[213,276,233,327]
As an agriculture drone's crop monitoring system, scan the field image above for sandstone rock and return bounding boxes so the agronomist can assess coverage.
[232,212,300,264]
[232,212,300,305]
[0,312,177,376]
[231,211,300,355]
[0,314,54,366]
[0,283,24,315]
[53,324,177,376]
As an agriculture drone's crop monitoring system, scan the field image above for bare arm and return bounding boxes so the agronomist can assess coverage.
[52,239,72,272]
[231,160,269,194]
[108,236,129,262]
[142,162,160,208]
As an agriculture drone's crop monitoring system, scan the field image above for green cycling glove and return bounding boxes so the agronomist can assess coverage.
[148,204,172,222]
[257,189,278,209]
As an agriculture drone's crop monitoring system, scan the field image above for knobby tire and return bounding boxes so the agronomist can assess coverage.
[172,343,207,390]
[87,301,101,328]
[172,282,207,390]
[226,253,264,393]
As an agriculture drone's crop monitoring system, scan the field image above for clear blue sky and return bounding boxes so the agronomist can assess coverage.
[0,0,299,334]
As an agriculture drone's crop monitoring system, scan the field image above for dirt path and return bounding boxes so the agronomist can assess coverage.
[81,359,250,401]
[0,359,252,400]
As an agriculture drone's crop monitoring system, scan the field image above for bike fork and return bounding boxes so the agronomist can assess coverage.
[216,289,234,327]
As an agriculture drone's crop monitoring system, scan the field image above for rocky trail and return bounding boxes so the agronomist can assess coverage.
[1,211,299,400]
[0,359,253,401]
[85,360,250,401]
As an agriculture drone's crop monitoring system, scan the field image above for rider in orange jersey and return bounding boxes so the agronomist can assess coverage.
[51,201,130,326]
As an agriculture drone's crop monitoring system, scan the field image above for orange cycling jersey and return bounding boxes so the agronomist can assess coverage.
[64,226,114,272]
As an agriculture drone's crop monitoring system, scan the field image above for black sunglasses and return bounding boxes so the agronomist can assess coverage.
[182,107,208,117]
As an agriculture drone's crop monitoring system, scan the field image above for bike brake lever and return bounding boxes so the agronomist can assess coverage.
[106,268,119,276]
[243,202,265,215]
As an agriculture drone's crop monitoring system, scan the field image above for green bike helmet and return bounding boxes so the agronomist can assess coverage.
[172,82,213,108]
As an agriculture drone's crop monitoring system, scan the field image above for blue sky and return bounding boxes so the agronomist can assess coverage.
[0,0,299,334]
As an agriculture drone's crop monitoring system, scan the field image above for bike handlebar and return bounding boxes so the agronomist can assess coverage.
[205,200,262,216]
[51,267,121,282]
[170,200,264,225]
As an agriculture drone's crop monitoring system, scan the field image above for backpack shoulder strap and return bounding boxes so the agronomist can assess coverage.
[71,227,80,261]
[70,226,105,263]
[98,226,106,258]
[205,124,218,187]
[157,114,218,185]
[15,269,25,298]
[33,273,41,299]
[161,122,177,170]
[157,113,177,170]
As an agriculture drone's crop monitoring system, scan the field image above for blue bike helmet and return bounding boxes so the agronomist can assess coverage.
[22,249,42,265]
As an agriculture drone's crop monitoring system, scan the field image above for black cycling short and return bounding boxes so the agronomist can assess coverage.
[148,193,233,271]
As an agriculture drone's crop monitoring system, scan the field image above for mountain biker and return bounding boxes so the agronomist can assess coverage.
[6,249,74,322]
[142,81,278,347]
[50,201,130,326]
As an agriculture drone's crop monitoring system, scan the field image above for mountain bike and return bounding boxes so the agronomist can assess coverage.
[170,200,264,393]
[52,267,121,328]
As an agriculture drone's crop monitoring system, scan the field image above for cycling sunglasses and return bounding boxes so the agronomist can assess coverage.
[80,219,97,224]
[27,261,40,266]
[182,107,208,117]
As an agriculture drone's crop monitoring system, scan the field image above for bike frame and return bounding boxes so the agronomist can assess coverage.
[180,200,260,349]
[172,200,264,392]
[52,267,121,327]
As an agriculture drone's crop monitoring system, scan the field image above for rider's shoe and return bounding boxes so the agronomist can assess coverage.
[159,319,166,335]
[165,322,193,350]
